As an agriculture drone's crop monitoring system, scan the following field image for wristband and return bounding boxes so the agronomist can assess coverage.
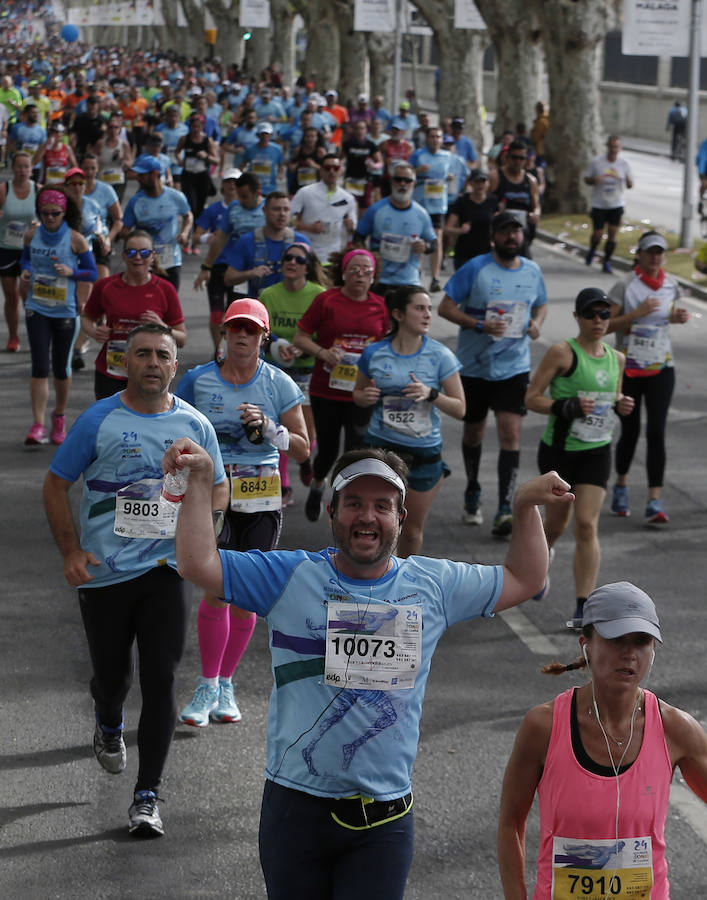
[426,388,439,403]
[200,263,212,271]
[474,320,484,333]
[263,416,290,450]
[551,397,584,421]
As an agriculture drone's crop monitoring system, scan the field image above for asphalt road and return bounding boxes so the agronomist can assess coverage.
[2,213,707,897]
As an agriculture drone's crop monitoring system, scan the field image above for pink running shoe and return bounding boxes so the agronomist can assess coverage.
[51,411,67,445]
[25,423,49,446]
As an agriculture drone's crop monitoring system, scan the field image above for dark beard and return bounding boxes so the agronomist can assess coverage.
[495,244,520,261]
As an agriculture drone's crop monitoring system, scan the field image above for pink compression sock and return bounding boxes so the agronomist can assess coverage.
[279,450,290,488]
[197,598,230,679]
[220,612,257,678]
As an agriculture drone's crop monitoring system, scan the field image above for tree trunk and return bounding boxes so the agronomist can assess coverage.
[244,28,272,78]
[534,0,612,213]
[337,0,369,107]
[366,31,396,106]
[410,0,488,152]
[303,0,341,92]
[474,0,543,136]
[271,0,297,87]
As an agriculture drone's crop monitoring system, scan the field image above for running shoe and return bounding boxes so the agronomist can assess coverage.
[567,601,585,632]
[50,411,67,445]
[585,248,595,266]
[645,499,669,525]
[429,277,442,293]
[611,484,630,517]
[128,790,164,837]
[462,488,483,525]
[24,423,48,446]
[6,336,19,352]
[531,548,555,601]
[282,485,294,507]
[305,487,323,522]
[179,682,218,727]
[93,719,126,774]
[491,505,513,537]
[602,260,613,274]
[299,457,314,487]
[71,351,85,371]
[211,681,242,723]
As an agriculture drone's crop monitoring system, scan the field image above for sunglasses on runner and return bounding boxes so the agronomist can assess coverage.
[124,247,154,259]
[579,307,611,320]
[227,319,262,335]
[40,209,63,218]
[392,175,414,184]
[322,164,341,171]
[283,253,307,264]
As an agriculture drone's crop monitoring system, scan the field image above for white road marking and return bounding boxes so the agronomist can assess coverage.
[499,606,558,655]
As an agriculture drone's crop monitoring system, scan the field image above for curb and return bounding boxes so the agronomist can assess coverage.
[536,228,707,304]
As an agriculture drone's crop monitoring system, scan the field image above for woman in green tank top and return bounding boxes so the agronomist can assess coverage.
[525,288,634,629]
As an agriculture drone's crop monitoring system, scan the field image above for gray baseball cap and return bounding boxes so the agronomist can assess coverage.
[582,582,662,642]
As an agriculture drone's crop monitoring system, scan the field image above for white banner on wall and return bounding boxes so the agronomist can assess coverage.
[240,0,271,29]
[454,0,486,29]
[354,0,396,32]
[622,0,690,57]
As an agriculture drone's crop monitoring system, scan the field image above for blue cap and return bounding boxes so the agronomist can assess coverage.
[389,117,407,132]
[131,155,162,174]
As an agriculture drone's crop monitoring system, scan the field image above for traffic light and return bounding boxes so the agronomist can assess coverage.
[243,31,252,41]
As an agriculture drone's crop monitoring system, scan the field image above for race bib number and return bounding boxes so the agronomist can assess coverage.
[113,478,177,538]
[33,274,68,306]
[4,220,27,248]
[328,351,361,391]
[627,324,668,368]
[46,166,67,184]
[100,167,125,184]
[184,155,206,174]
[345,177,366,196]
[570,391,617,443]
[424,179,444,198]
[324,600,422,690]
[106,338,127,377]
[380,232,411,263]
[486,300,527,340]
[602,176,620,205]
[298,167,317,185]
[252,160,271,177]
[229,463,282,513]
[551,835,653,899]
[154,244,174,270]
[381,395,433,439]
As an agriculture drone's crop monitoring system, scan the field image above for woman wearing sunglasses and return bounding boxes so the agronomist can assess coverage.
[292,248,389,521]
[525,288,634,628]
[20,185,97,445]
[259,242,329,503]
[81,229,186,399]
[606,231,690,524]
[175,298,309,729]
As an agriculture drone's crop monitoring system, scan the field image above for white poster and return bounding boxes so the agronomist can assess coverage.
[354,0,396,32]
[622,0,690,57]
[240,0,271,29]
[454,0,486,29]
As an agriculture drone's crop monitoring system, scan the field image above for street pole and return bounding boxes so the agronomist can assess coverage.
[680,0,702,248]
[392,0,402,109]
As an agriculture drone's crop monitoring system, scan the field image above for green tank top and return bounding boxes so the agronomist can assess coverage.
[542,337,620,451]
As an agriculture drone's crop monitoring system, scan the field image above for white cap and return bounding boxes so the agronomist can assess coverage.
[221,167,242,181]
[256,121,273,134]
[332,458,407,502]
[325,89,337,98]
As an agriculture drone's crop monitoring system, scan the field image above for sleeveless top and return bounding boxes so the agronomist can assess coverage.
[535,688,671,899]
[496,170,532,212]
[0,180,36,250]
[182,134,209,176]
[26,221,79,317]
[98,138,127,186]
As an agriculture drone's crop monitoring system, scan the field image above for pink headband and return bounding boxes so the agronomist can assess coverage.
[342,249,376,273]
[283,241,311,259]
[39,190,67,211]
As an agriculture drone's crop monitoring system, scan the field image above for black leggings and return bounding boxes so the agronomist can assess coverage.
[78,566,190,792]
[309,395,373,482]
[25,309,79,379]
[181,172,212,220]
[615,366,675,488]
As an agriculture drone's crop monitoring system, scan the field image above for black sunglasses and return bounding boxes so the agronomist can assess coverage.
[392,176,414,184]
[125,247,154,259]
[227,319,262,335]
[579,307,611,320]
[40,209,63,218]
[283,253,307,264]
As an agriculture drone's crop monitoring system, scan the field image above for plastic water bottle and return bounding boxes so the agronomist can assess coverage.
[161,468,190,508]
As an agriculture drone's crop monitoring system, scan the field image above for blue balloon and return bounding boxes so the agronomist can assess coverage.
[61,23,80,42]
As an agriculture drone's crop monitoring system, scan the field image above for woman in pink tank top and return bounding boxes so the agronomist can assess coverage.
[498,581,707,899]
